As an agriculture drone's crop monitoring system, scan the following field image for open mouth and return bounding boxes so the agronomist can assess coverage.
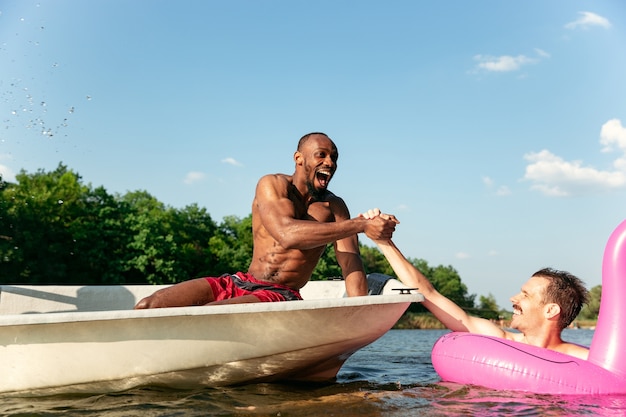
[316,170,331,188]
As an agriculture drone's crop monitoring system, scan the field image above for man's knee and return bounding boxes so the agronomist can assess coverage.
[134,292,161,309]
[134,297,149,309]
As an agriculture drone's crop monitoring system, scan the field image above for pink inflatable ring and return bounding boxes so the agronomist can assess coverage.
[431,219,626,395]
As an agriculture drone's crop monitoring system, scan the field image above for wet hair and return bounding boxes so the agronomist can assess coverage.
[533,267,589,329]
[297,132,332,151]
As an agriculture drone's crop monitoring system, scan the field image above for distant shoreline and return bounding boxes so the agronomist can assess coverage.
[394,312,597,330]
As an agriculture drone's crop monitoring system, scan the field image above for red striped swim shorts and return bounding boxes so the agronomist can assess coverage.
[205,272,302,302]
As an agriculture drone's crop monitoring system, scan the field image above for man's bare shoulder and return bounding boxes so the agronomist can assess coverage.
[563,342,589,359]
[256,173,293,194]
[258,173,292,184]
[323,191,350,215]
[501,329,523,342]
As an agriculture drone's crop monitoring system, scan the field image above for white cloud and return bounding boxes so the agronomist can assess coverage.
[600,119,626,172]
[0,164,16,182]
[221,157,243,167]
[472,48,549,74]
[482,176,494,187]
[455,251,470,259]
[183,171,206,185]
[565,12,611,30]
[600,118,626,152]
[488,250,499,257]
[473,54,536,72]
[522,119,626,197]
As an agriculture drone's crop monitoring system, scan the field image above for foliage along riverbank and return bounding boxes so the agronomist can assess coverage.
[394,312,598,330]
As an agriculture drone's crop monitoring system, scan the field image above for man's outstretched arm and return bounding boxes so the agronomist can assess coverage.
[375,239,505,336]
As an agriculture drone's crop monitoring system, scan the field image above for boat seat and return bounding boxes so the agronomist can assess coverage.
[0,285,169,314]
[367,273,394,295]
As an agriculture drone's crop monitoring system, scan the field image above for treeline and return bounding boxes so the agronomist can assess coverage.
[0,163,599,320]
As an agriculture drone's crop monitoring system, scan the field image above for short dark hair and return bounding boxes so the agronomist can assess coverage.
[533,267,589,329]
[297,132,330,151]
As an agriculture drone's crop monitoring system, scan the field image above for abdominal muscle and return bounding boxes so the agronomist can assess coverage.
[247,239,326,291]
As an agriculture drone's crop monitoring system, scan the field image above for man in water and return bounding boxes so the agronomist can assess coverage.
[135,133,398,308]
[359,208,590,360]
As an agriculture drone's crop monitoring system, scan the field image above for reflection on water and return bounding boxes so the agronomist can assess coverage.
[4,329,625,417]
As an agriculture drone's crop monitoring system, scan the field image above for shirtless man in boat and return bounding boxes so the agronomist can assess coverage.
[134,133,398,309]
[359,209,590,360]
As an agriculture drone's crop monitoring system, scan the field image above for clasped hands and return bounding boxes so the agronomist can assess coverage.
[359,208,399,241]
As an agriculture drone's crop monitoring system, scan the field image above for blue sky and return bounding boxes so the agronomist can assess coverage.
[1,1,625,309]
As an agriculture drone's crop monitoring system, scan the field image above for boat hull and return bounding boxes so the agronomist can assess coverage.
[1,279,422,394]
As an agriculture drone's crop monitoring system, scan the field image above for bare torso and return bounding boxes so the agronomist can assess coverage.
[247,174,341,290]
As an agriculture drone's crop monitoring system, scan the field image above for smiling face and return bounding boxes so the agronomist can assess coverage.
[294,133,338,200]
[509,276,550,332]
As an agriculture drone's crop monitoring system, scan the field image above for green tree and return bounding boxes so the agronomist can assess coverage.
[359,243,394,276]
[475,293,500,320]
[65,185,134,284]
[0,164,149,284]
[311,239,395,281]
[207,215,253,276]
[0,164,91,283]
[579,284,601,320]
[310,244,341,280]
[430,264,475,309]
[120,190,179,284]
[168,203,218,280]
[366,253,478,316]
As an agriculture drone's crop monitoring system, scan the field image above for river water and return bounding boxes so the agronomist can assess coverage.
[3,328,625,416]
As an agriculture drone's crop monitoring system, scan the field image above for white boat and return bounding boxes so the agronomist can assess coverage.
[0,275,422,395]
